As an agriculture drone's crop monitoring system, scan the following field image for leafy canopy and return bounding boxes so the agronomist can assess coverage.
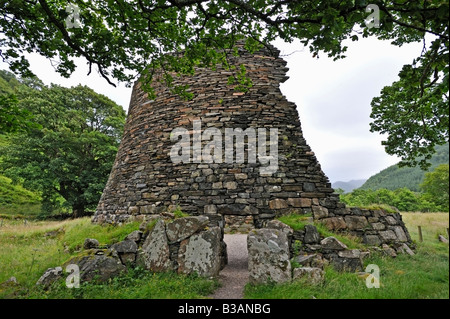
[0,0,448,167]
[420,164,449,211]
[0,74,126,217]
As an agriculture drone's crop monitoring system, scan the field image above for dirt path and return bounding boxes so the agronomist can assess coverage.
[209,234,249,299]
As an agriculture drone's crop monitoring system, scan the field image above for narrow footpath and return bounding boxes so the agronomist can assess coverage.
[209,234,249,299]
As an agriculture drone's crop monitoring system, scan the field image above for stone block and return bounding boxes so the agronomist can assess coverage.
[166,216,209,243]
[177,227,222,278]
[344,216,368,230]
[141,219,172,272]
[321,217,347,231]
[312,205,329,220]
[292,267,324,285]
[247,228,292,284]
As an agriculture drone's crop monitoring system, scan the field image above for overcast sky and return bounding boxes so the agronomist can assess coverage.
[1,36,424,183]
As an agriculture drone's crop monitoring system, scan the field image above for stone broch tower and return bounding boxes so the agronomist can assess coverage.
[93,43,342,226]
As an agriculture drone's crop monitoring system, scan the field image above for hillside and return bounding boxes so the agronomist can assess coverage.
[360,143,449,191]
[332,179,367,193]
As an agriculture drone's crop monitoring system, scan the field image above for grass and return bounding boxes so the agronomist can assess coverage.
[245,212,449,299]
[0,175,41,219]
[277,213,364,249]
[1,212,448,299]
[25,269,219,299]
[0,217,218,299]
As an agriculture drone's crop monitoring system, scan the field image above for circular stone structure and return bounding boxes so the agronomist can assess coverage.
[93,43,343,225]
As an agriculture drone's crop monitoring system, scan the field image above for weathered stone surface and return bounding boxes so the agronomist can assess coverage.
[177,227,222,278]
[292,267,324,285]
[287,198,311,208]
[292,254,326,269]
[330,255,363,272]
[268,199,288,209]
[321,217,347,231]
[304,225,320,244]
[125,230,143,243]
[36,267,63,288]
[379,230,398,242]
[397,243,415,256]
[166,216,209,243]
[363,235,381,246]
[385,216,398,225]
[338,249,361,259]
[370,222,385,231]
[439,235,449,244]
[312,206,329,219]
[68,255,126,282]
[393,226,408,242]
[382,244,397,258]
[247,228,292,284]
[344,216,368,230]
[320,237,348,250]
[141,219,172,272]
[266,220,293,236]
[111,239,138,265]
[83,238,99,250]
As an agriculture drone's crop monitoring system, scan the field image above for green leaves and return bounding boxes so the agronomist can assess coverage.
[1,0,448,167]
[420,164,449,211]
[0,73,126,216]
[369,37,449,170]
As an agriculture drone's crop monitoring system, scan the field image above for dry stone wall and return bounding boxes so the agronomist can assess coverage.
[93,43,341,226]
[92,42,414,254]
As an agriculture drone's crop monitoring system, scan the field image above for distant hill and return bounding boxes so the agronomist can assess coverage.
[360,143,449,192]
[332,179,367,193]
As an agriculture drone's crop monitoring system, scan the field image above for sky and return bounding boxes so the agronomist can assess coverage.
[1,36,424,183]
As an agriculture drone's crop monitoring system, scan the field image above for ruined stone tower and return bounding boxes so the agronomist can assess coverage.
[93,43,343,225]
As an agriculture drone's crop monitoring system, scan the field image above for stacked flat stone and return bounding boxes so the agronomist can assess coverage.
[93,43,341,226]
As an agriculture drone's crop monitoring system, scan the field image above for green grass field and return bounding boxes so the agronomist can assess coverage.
[0,212,448,299]
[245,212,449,299]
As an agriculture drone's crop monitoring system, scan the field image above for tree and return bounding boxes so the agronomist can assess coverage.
[0,82,126,217]
[0,1,448,166]
[420,164,449,211]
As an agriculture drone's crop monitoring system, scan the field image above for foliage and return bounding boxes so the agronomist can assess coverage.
[0,1,448,165]
[360,143,449,192]
[340,187,446,212]
[370,34,449,169]
[0,74,126,217]
[245,212,449,299]
[420,164,449,211]
[0,174,41,218]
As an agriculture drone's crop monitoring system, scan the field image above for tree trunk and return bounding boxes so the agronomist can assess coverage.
[72,204,85,218]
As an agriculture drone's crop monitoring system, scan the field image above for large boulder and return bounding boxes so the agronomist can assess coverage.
[344,216,368,230]
[321,217,347,231]
[141,219,173,272]
[303,225,321,244]
[165,216,209,243]
[110,239,138,265]
[177,226,222,278]
[247,228,292,284]
[36,267,63,288]
[66,255,126,282]
[320,237,348,250]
